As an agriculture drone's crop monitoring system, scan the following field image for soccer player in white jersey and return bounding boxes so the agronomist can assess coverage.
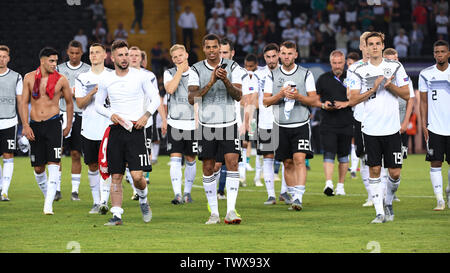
[163,44,197,204]
[419,40,450,210]
[74,43,112,214]
[0,45,23,201]
[95,40,160,226]
[188,34,243,224]
[346,31,373,207]
[128,46,166,200]
[56,40,91,202]
[383,48,416,202]
[263,41,320,211]
[348,32,410,223]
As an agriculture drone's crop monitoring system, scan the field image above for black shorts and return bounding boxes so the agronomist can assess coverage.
[151,115,162,142]
[0,125,17,154]
[63,112,82,153]
[145,126,153,154]
[353,118,365,158]
[321,130,352,160]
[426,130,450,164]
[81,136,101,165]
[197,123,241,161]
[167,125,197,156]
[363,132,403,169]
[257,128,275,156]
[29,115,63,166]
[106,124,152,174]
[274,123,314,162]
[400,132,408,159]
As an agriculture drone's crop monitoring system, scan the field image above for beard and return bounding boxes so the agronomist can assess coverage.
[116,62,129,70]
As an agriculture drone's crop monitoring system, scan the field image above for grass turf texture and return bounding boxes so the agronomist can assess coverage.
[0,154,449,253]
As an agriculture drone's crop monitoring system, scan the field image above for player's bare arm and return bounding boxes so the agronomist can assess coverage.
[76,85,98,109]
[165,61,188,95]
[348,76,384,107]
[60,76,74,137]
[384,78,410,100]
[292,90,321,108]
[20,72,35,141]
[263,87,285,107]
[419,91,429,141]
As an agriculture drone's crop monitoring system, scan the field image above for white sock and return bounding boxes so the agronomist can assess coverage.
[226,171,240,213]
[1,158,14,195]
[369,177,384,216]
[254,155,262,181]
[214,170,221,184]
[294,185,305,203]
[44,165,59,212]
[263,158,275,198]
[350,144,358,172]
[71,173,81,193]
[170,157,182,196]
[152,143,160,161]
[100,176,111,204]
[110,206,124,219]
[287,186,296,200]
[184,160,196,194]
[34,171,48,197]
[380,167,388,198]
[135,185,148,204]
[126,168,137,194]
[88,170,101,205]
[203,175,218,215]
[385,175,400,205]
[336,182,344,190]
[430,167,444,201]
[57,171,61,191]
[280,164,287,194]
[361,162,371,199]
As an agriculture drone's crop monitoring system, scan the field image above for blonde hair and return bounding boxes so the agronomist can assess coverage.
[360,32,372,46]
[383,48,398,57]
[169,44,186,55]
[0,45,10,55]
[129,46,141,51]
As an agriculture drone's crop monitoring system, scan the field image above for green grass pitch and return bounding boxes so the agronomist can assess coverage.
[0,154,449,253]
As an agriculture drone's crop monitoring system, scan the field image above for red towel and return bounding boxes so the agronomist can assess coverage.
[32,67,62,99]
[98,126,111,180]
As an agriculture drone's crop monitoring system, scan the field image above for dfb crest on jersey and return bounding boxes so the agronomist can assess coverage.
[383,68,393,79]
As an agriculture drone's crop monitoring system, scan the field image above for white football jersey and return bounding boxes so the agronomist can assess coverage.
[348,59,409,136]
[75,68,112,141]
[419,64,450,136]
[347,59,365,122]
[255,65,274,130]
[142,69,159,129]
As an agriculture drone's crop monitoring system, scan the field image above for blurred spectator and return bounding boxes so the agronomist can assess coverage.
[281,22,297,42]
[233,0,242,12]
[73,29,88,53]
[335,27,349,55]
[92,21,107,44]
[311,0,327,21]
[358,4,375,31]
[255,12,271,37]
[251,0,264,16]
[372,1,386,32]
[389,0,402,37]
[211,1,225,17]
[409,22,424,56]
[88,0,106,22]
[225,26,237,44]
[207,12,224,34]
[393,28,409,58]
[276,0,291,6]
[436,0,448,15]
[151,42,163,77]
[348,24,362,52]
[328,9,340,27]
[293,12,308,28]
[297,25,312,59]
[311,31,326,59]
[306,17,319,34]
[225,10,239,35]
[209,22,225,36]
[238,26,253,53]
[412,1,428,37]
[265,21,280,43]
[114,22,128,41]
[435,10,449,41]
[344,4,358,27]
[130,0,146,34]
[278,5,292,28]
[178,6,198,51]
[225,2,241,18]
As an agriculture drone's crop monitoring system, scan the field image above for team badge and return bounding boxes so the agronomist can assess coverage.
[383,68,393,79]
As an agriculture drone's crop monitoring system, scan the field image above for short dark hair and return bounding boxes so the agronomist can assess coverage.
[347,52,360,61]
[263,43,279,54]
[433,40,449,49]
[365,32,385,45]
[220,38,234,51]
[202,34,221,47]
[280,41,297,51]
[39,47,58,59]
[244,53,258,63]
[90,43,106,51]
[68,40,83,50]
[111,40,129,52]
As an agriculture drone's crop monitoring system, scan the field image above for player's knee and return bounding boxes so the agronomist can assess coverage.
[430,161,443,168]
[71,150,81,160]
[88,163,98,172]
[34,166,46,174]
[323,152,336,163]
